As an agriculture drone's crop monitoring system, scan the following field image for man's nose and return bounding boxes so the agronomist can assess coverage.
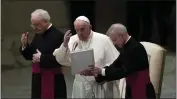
[77,32,82,35]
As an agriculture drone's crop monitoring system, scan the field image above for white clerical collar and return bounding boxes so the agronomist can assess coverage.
[47,23,52,30]
[125,36,131,44]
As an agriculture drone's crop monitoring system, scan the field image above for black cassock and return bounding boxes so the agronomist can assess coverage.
[20,25,66,99]
[96,37,156,99]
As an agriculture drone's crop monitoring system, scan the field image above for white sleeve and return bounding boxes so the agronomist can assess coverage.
[53,43,71,66]
[103,37,120,66]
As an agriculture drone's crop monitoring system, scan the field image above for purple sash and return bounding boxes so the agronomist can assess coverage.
[32,63,62,99]
[126,69,150,99]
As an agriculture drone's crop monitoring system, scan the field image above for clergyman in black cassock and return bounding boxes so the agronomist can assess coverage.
[19,9,66,99]
[96,37,156,99]
[82,23,156,99]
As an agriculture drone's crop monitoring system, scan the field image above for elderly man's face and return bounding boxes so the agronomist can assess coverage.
[108,32,125,48]
[74,20,91,41]
[31,16,48,34]
[107,32,117,45]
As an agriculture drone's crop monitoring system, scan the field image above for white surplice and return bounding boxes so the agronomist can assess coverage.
[53,31,120,98]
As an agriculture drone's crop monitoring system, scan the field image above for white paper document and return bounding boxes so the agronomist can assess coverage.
[70,49,95,75]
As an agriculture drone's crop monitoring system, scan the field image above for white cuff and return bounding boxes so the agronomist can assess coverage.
[53,43,67,56]
[53,43,71,66]
[101,68,106,76]
[22,46,26,50]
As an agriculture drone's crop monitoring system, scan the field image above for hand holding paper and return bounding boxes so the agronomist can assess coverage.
[80,65,94,76]
[80,65,102,77]
[70,49,95,75]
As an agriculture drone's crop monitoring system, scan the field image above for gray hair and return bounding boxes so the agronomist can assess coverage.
[106,23,127,35]
[31,9,51,22]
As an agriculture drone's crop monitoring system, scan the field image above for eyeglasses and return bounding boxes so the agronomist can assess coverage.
[30,24,42,30]
[31,24,36,29]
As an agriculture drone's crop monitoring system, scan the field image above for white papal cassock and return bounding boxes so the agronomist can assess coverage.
[53,31,120,98]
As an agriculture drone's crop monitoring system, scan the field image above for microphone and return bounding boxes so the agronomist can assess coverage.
[73,42,78,51]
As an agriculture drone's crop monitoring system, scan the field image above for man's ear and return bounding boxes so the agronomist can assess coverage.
[89,25,92,29]
[43,19,49,23]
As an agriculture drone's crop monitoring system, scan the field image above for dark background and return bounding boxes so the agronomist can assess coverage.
[69,0,176,52]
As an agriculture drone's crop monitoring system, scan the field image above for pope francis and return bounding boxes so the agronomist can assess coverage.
[53,16,120,98]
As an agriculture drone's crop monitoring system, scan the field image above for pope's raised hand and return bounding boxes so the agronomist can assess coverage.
[63,30,72,47]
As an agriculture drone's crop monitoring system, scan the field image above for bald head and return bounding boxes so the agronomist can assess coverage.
[106,23,128,35]
[106,23,129,48]
[74,16,92,41]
